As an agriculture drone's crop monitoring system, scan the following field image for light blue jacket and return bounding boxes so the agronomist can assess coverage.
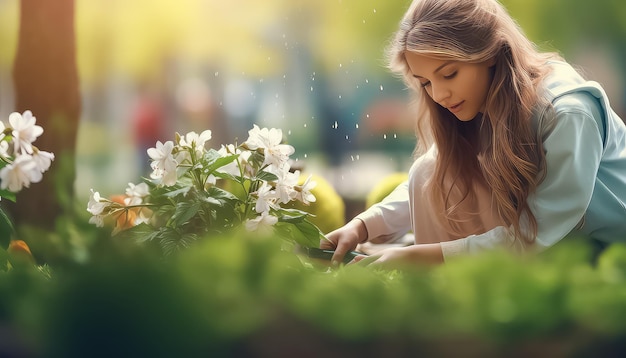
[358,61,626,257]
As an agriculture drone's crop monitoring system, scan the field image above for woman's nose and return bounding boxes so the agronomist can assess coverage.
[430,83,451,104]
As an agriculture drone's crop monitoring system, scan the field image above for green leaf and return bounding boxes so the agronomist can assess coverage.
[0,208,15,247]
[212,171,240,183]
[160,230,198,256]
[0,188,16,202]
[203,150,238,174]
[204,186,240,204]
[171,200,202,227]
[256,170,278,182]
[276,208,310,222]
[113,222,158,243]
[163,185,193,199]
[274,219,323,248]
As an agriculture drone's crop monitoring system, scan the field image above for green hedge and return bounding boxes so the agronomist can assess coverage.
[2,232,626,357]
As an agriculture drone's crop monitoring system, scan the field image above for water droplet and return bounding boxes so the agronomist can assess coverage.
[355,123,359,129]
[383,134,387,139]
[394,133,397,139]
[332,121,338,129]
[356,154,360,160]
[288,130,292,135]
[380,85,384,91]
[338,95,342,99]
[350,155,355,161]
[214,72,219,77]
[366,114,370,118]
[339,63,343,68]
[362,19,366,24]
[345,135,349,140]
[373,8,377,13]
[310,86,314,92]
[304,123,308,128]
[304,153,308,158]
[365,79,369,83]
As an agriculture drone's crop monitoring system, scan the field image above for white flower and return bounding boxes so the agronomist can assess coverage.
[148,141,178,186]
[254,181,276,214]
[89,215,105,227]
[125,182,150,205]
[0,154,40,192]
[148,140,176,170]
[295,174,317,205]
[245,211,278,236]
[273,167,299,204]
[9,110,43,154]
[244,125,294,169]
[87,189,108,216]
[0,141,9,159]
[179,130,212,154]
[31,149,55,173]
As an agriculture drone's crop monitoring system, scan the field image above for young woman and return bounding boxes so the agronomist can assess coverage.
[321,0,626,267]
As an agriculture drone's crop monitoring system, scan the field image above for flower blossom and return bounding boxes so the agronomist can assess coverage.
[295,174,317,205]
[245,211,278,236]
[0,154,41,192]
[9,110,43,154]
[179,130,212,154]
[0,141,9,159]
[148,140,178,186]
[87,189,109,227]
[0,121,6,141]
[31,149,55,173]
[125,182,150,205]
[254,181,276,214]
[272,167,299,204]
[244,125,294,169]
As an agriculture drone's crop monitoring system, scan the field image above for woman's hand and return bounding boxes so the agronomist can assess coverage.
[320,219,368,265]
[352,243,444,269]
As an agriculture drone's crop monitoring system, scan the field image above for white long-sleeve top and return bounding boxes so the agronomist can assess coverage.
[356,61,626,260]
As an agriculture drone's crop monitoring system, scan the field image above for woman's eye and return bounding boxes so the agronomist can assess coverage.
[420,81,431,88]
[443,71,457,80]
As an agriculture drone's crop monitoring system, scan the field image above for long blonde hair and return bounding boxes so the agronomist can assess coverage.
[387,0,561,243]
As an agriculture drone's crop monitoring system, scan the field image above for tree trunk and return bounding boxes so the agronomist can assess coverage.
[7,0,81,229]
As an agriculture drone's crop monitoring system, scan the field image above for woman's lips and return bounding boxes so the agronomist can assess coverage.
[447,101,464,114]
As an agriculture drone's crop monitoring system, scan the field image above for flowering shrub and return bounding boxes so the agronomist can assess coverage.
[87,125,323,255]
[0,110,55,235]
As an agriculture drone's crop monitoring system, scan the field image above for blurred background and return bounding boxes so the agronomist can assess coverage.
[0,0,625,222]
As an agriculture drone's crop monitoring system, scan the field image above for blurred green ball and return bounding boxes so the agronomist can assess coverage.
[365,172,408,209]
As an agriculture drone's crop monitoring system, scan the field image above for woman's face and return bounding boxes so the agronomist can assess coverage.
[405,52,495,121]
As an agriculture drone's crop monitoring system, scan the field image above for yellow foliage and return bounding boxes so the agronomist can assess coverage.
[365,172,408,209]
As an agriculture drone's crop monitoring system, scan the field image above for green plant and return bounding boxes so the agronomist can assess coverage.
[0,111,54,272]
[87,125,324,255]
